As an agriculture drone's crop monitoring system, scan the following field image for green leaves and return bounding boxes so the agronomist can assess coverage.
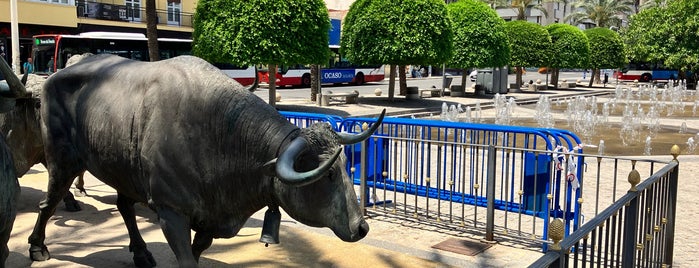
[505,20,551,68]
[624,1,699,74]
[545,23,590,69]
[447,0,510,69]
[192,0,330,66]
[584,27,626,69]
[341,0,453,66]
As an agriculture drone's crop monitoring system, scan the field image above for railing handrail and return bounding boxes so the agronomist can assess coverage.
[341,116,563,150]
[529,158,679,267]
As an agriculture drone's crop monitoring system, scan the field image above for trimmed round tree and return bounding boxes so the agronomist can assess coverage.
[505,20,551,88]
[584,27,626,86]
[342,0,453,101]
[546,23,590,88]
[192,0,330,106]
[447,0,510,88]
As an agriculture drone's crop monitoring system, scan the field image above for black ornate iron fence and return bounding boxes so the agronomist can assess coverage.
[529,147,679,267]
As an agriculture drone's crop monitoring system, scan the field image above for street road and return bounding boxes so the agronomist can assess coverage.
[253,71,602,101]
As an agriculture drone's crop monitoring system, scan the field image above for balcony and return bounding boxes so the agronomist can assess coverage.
[75,0,193,28]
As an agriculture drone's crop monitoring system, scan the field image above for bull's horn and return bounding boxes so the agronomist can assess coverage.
[336,109,386,144]
[0,57,27,98]
[20,71,28,85]
[276,137,342,186]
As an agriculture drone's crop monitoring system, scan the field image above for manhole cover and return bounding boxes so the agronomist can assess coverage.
[431,238,493,256]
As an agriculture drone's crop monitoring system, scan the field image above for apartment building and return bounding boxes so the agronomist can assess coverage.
[0,0,194,65]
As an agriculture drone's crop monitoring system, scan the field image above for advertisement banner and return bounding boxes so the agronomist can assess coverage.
[322,69,355,84]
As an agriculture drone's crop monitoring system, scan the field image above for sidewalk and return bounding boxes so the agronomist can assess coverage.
[8,165,540,268]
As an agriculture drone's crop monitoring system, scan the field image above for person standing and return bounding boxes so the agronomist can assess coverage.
[23,57,34,74]
[47,56,54,73]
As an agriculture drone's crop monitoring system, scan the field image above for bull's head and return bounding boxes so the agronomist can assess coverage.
[0,57,44,176]
[264,110,385,244]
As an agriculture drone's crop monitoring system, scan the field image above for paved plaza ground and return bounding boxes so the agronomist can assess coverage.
[6,79,699,267]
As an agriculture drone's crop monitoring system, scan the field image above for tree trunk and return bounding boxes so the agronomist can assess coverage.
[145,0,159,61]
[388,65,396,102]
[551,68,560,89]
[310,64,319,102]
[516,67,523,88]
[399,65,407,96]
[588,69,599,87]
[461,68,467,91]
[268,63,277,107]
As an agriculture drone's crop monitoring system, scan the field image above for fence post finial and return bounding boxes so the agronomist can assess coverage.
[628,169,641,192]
[549,218,564,251]
[671,144,680,161]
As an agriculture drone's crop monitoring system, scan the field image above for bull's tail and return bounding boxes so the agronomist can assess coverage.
[246,66,259,92]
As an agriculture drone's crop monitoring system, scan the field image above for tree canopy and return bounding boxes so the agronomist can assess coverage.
[623,0,699,77]
[622,7,667,63]
[505,20,550,68]
[342,0,452,101]
[447,0,510,69]
[192,0,330,66]
[545,23,590,69]
[341,0,453,66]
[584,27,626,70]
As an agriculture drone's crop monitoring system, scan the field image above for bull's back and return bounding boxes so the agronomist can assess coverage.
[40,54,260,200]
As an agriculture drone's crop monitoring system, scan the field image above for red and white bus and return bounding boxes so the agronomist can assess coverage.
[614,61,681,82]
[257,48,385,88]
[32,32,257,86]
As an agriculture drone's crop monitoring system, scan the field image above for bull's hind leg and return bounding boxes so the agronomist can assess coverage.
[74,172,87,196]
[117,193,156,268]
[62,191,81,212]
[27,166,83,262]
[63,172,88,211]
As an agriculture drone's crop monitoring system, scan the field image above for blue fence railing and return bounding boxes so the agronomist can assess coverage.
[282,111,585,250]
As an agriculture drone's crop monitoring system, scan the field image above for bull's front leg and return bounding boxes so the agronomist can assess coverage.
[117,193,156,268]
[27,168,78,262]
[158,208,197,267]
[192,232,213,261]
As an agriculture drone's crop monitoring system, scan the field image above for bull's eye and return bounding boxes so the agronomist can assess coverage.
[34,101,41,109]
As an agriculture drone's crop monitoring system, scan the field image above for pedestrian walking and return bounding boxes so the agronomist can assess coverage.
[23,57,34,74]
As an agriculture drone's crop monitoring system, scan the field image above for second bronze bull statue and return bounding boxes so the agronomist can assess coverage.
[20,54,383,267]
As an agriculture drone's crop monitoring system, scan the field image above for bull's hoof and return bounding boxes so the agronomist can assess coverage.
[133,250,156,268]
[74,189,87,197]
[29,244,50,261]
[64,201,82,212]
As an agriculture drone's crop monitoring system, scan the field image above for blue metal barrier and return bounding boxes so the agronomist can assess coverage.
[280,111,342,130]
[282,111,585,250]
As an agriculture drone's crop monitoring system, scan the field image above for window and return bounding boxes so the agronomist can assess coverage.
[125,0,142,22]
[167,0,182,26]
[33,0,73,4]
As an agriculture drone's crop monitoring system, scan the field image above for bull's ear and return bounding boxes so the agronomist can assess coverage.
[262,159,277,177]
